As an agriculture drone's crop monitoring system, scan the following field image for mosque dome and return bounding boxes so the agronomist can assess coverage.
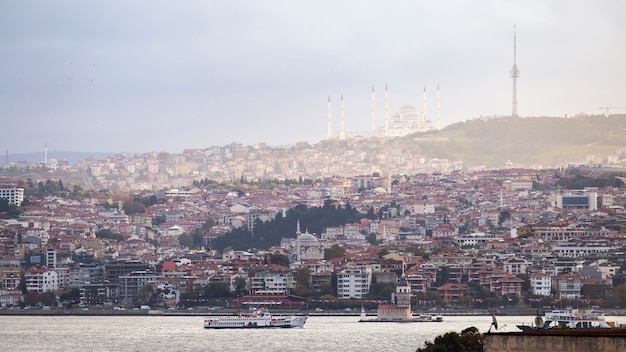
[299,233,318,242]
[399,104,418,111]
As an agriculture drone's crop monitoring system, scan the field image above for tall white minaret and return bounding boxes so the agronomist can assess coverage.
[371,86,376,133]
[437,84,441,130]
[384,84,389,137]
[511,24,520,118]
[340,93,345,140]
[327,96,332,139]
[296,219,302,262]
[44,143,48,166]
[422,86,427,121]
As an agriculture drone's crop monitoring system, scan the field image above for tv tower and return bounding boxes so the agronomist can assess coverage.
[510,25,520,118]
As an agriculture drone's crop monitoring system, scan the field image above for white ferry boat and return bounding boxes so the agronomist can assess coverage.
[544,307,611,329]
[518,307,613,331]
[203,309,307,329]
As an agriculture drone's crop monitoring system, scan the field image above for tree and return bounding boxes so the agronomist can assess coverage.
[366,282,395,300]
[612,283,626,308]
[122,199,146,214]
[178,233,192,248]
[417,327,484,352]
[293,284,314,297]
[96,228,124,241]
[324,244,346,260]
[60,288,81,302]
[498,210,511,227]
[234,277,247,297]
[295,267,311,288]
[139,283,155,302]
[366,233,379,246]
[266,252,290,267]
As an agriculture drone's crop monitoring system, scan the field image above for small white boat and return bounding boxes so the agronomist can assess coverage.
[203,309,307,329]
[414,314,444,323]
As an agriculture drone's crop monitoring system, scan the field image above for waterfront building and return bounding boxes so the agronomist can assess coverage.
[24,266,59,293]
[337,268,370,299]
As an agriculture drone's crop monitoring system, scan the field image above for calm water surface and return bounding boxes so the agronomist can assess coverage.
[1,315,623,352]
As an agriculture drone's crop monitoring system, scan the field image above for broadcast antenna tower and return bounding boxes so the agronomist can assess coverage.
[510,25,520,118]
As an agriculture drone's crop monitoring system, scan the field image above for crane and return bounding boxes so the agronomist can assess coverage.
[599,106,626,117]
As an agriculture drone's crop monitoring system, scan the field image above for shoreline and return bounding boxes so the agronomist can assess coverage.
[3,308,626,317]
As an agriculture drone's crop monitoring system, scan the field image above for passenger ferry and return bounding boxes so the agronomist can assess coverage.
[203,309,307,329]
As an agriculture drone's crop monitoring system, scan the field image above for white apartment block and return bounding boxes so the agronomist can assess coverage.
[25,267,60,293]
[502,258,532,276]
[336,269,370,299]
[552,243,618,258]
[0,179,24,206]
[553,274,582,299]
[530,272,552,296]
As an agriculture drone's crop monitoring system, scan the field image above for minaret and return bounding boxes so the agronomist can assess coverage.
[371,86,376,133]
[340,93,345,140]
[327,96,332,139]
[422,86,427,121]
[44,143,48,166]
[437,84,441,130]
[384,84,389,137]
[296,219,302,262]
[510,24,520,118]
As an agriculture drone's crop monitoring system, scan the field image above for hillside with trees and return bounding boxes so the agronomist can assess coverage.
[411,114,626,168]
[211,200,372,251]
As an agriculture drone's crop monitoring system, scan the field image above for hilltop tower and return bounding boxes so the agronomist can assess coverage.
[510,25,520,118]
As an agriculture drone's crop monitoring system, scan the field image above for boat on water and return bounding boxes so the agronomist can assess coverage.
[517,307,614,331]
[203,309,307,329]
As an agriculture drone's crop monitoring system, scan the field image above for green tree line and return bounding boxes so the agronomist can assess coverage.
[211,200,365,251]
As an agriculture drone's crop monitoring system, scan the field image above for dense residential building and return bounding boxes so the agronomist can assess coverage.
[0,178,24,206]
[552,273,583,299]
[25,266,59,293]
[337,268,370,299]
[530,272,552,296]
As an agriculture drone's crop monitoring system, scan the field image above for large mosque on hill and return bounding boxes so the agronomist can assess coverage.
[326,85,439,140]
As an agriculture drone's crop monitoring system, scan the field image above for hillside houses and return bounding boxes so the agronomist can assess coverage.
[0,166,626,309]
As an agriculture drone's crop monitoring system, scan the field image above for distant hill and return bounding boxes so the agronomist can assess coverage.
[409,114,626,169]
[2,151,131,166]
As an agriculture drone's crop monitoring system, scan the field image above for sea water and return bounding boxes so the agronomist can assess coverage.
[0,315,622,352]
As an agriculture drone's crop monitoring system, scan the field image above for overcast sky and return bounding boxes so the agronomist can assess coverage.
[2,0,625,154]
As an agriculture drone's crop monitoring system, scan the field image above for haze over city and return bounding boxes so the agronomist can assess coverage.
[2,0,625,154]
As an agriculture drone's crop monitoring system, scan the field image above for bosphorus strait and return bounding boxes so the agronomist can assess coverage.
[4,315,619,352]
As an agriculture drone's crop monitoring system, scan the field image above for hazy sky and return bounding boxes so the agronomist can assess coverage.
[2,0,625,154]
